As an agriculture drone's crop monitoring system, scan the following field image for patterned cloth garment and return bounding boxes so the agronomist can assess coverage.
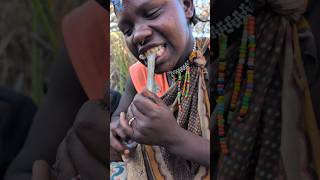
[211,0,320,179]
[110,162,127,180]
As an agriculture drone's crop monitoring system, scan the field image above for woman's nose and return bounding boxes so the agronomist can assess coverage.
[133,26,152,46]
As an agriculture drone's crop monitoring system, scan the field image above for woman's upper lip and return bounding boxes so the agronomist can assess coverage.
[138,43,164,56]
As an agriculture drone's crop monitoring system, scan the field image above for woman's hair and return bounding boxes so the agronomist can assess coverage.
[111,0,208,25]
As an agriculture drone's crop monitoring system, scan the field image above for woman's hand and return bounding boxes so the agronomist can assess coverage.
[73,101,107,163]
[32,160,53,180]
[31,100,110,180]
[66,130,107,180]
[31,137,78,180]
[129,88,182,147]
[110,112,135,159]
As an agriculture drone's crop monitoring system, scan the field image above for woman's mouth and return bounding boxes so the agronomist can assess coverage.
[139,44,167,62]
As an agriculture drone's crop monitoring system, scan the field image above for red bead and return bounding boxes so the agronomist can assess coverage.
[236,72,242,78]
[249,47,256,52]
[217,84,224,89]
[217,114,224,119]
[217,124,224,129]
[235,79,241,84]
[240,109,247,116]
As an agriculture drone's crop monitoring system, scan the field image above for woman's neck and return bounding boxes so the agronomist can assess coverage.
[173,37,195,70]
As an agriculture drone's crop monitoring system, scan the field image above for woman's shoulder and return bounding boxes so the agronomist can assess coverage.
[62,0,108,100]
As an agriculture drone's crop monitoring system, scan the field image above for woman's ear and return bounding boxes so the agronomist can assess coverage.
[182,0,195,20]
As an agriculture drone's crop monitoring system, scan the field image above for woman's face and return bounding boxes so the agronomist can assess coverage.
[116,0,194,74]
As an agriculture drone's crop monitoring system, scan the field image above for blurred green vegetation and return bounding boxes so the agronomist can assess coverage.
[110,31,135,93]
[0,0,85,104]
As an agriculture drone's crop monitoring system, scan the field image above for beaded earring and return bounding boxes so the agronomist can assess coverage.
[216,15,256,155]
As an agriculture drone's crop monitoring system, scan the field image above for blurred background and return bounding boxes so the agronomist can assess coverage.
[0,0,85,104]
[0,0,85,177]
[110,0,210,93]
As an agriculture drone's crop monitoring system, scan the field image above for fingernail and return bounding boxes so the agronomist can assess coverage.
[124,149,130,158]
[124,149,130,155]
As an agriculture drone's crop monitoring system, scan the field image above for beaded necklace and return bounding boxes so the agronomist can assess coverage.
[216,15,256,155]
[212,0,253,39]
[169,41,197,110]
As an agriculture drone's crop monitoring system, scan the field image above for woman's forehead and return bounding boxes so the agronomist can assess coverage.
[115,0,177,12]
[129,0,160,8]
[115,0,162,18]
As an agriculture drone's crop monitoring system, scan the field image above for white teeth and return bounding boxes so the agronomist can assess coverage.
[144,45,165,58]
[157,46,165,57]
[139,54,146,60]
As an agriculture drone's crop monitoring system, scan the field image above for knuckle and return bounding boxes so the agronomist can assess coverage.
[149,111,157,118]
[74,101,105,134]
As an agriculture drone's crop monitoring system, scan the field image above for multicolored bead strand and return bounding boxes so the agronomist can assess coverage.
[182,62,189,97]
[170,41,198,110]
[185,65,191,98]
[238,15,255,120]
[217,34,228,155]
[227,17,248,124]
[216,15,256,155]
[230,18,248,111]
[177,71,182,110]
[170,56,192,111]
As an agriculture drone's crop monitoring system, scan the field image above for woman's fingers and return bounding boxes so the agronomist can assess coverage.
[131,127,146,143]
[110,112,137,154]
[32,160,52,180]
[130,103,145,129]
[119,112,134,139]
[73,100,107,164]
[66,131,107,180]
[110,113,133,141]
[128,104,150,142]
[141,88,166,106]
[55,139,77,180]
[110,131,126,152]
[132,94,158,116]
[112,126,127,141]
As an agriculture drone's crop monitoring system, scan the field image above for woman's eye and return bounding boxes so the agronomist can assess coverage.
[145,8,161,19]
[123,28,132,36]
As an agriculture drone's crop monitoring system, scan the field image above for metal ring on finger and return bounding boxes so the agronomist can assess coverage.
[128,116,136,126]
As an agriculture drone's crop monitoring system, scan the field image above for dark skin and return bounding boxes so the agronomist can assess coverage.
[31,101,108,180]
[5,46,108,180]
[4,47,88,180]
[110,0,210,167]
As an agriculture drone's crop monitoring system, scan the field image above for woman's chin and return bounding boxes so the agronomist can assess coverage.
[154,68,166,74]
[155,65,170,74]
